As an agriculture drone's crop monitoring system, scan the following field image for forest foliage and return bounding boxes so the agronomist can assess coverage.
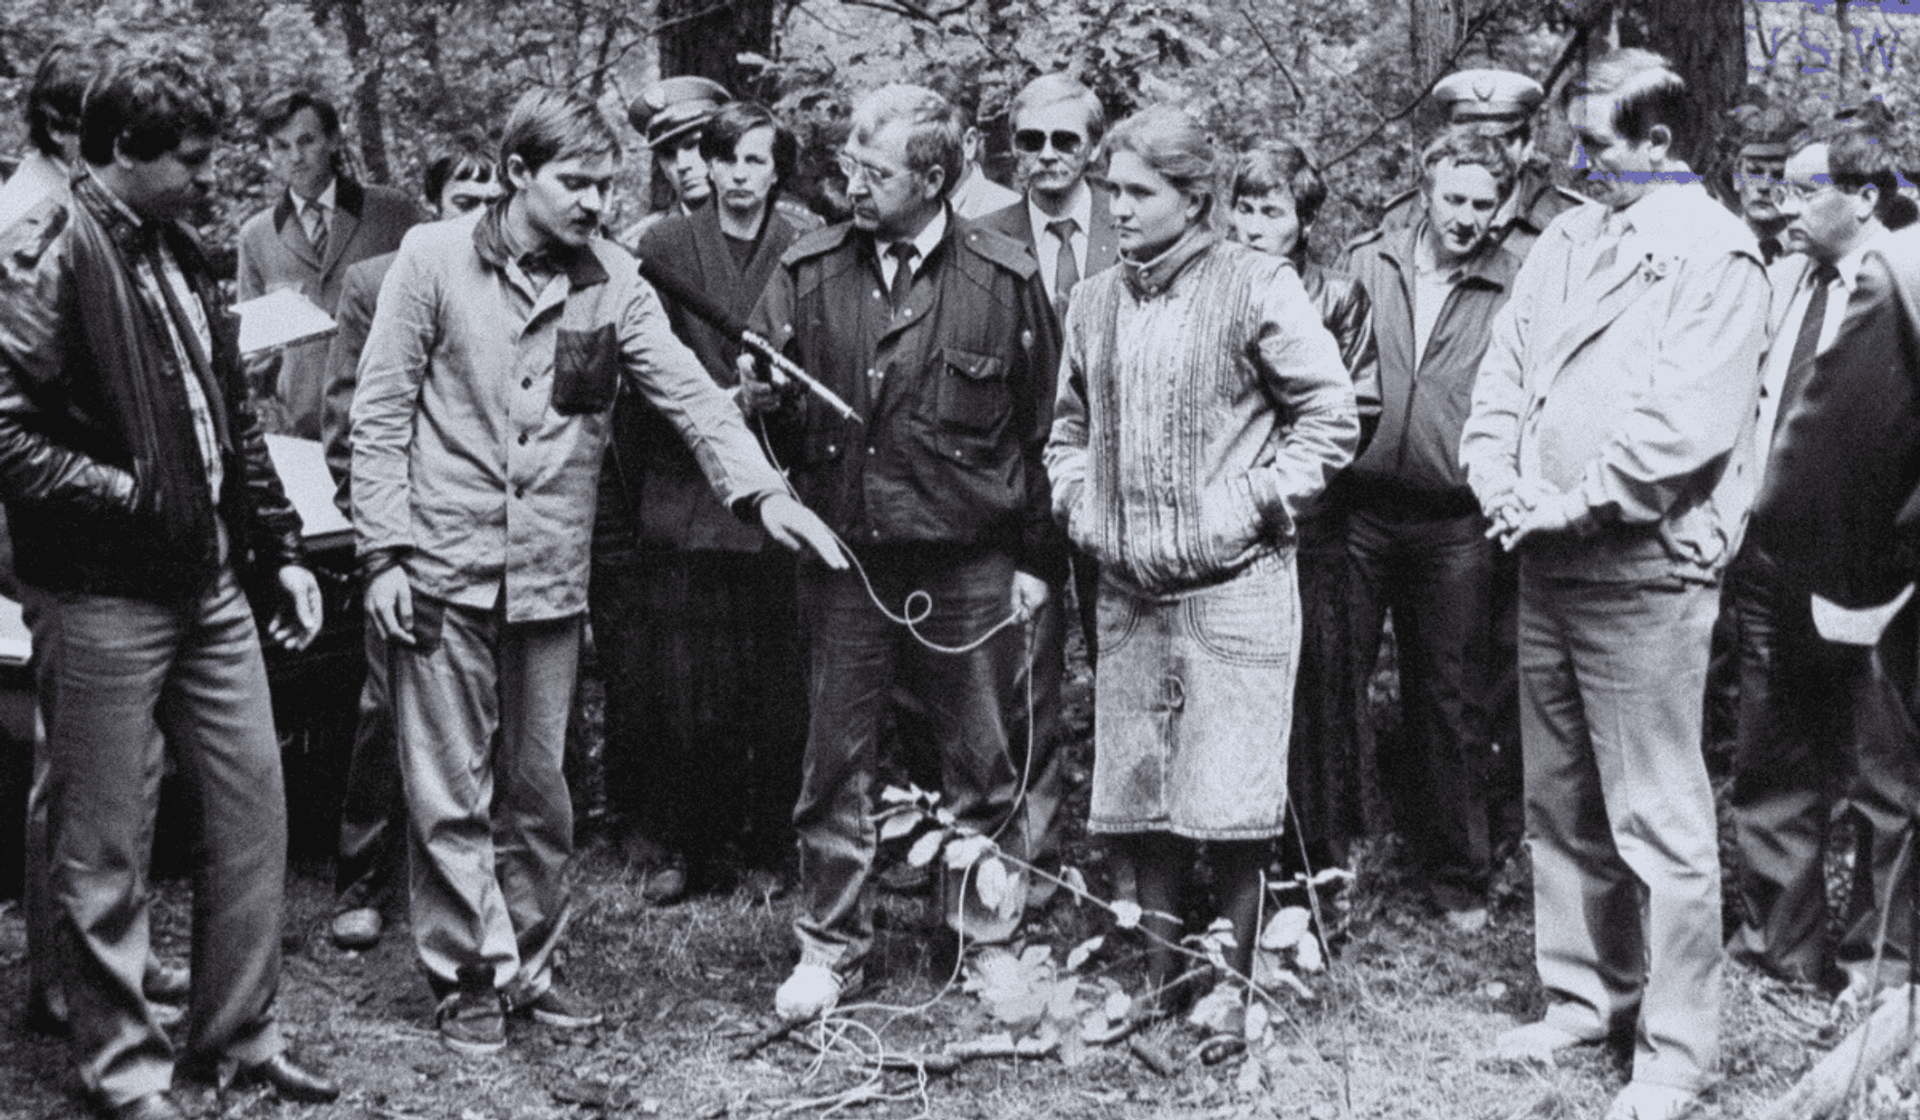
[1,0,1916,261]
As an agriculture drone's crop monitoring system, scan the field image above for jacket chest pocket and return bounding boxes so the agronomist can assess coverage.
[552,325,620,415]
[935,347,1010,436]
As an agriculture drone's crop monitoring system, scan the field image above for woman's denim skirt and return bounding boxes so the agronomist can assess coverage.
[1088,550,1301,840]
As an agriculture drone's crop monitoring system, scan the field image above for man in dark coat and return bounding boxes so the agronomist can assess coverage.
[1751,213,1920,1011]
[596,101,812,902]
[746,84,1064,1022]
[1345,130,1524,932]
[0,49,337,1119]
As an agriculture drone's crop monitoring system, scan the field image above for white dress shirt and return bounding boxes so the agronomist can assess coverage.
[1027,182,1092,302]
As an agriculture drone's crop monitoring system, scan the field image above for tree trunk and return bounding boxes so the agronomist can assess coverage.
[658,0,776,101]
[1837,0,1855,102]
[1409,0,1469,88]
[322,0,394,185]
[1626,0,1744,200]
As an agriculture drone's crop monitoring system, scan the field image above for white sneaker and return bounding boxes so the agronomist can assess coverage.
[1604,1081,1700,1120]
[774,964,859,1023]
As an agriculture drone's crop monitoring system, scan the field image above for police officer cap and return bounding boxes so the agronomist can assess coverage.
[628,76,732,149]
[1434,69,1544,133]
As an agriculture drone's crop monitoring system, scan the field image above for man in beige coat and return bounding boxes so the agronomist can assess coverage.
[1459,50,1768,1120]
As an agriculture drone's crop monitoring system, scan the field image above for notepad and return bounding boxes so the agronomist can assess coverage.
[235,289,336,357]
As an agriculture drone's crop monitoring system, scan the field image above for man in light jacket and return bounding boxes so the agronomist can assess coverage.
[1460,49,1768,1120]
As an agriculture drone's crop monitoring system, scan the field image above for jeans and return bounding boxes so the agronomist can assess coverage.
[26,568,285,1107]
[792,549,1027,974]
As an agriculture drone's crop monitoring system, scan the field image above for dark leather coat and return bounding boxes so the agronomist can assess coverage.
[0,174,303,599]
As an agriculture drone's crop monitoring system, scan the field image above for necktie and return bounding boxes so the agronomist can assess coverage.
[304,202,329,259]
[1046,217,1080,309]
[887,242,917,313]
[1776,263,1840,434]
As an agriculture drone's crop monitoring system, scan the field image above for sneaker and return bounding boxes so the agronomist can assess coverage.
[329,906,384,951]
[642,862,689,906]
[1491,1020,1599,1066]
[1604,1081,1701,1120]
[435,965,504,1056]
[518,984,603,1030]
[774,964,861,1023]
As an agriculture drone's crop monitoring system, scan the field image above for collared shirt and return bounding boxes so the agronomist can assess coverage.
[875,205,948,289]
[1756,233,1885,469]
[292,177,338,247]
[1410,226,1467,366]
[950,163,1020,220]
[97,181,223,500]
[1027,182,1092,301]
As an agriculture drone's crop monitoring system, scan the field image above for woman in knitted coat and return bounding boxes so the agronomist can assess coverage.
[1045,107,1359,1022]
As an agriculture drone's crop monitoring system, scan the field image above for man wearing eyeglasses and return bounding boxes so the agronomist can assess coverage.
[745,83,1064,1023]
[1731,127,1908,1006]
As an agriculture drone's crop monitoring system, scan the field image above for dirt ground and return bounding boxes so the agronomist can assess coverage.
[0,646,1905,1119]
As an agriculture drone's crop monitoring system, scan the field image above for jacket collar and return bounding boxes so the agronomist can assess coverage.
[473,201,609,290]
[1375,220,1518,291]
[74,172,207,275]
[1121,225,1216,298]
[272,175,366,232]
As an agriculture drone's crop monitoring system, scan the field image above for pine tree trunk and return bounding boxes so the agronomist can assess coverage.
[658,0,776,101]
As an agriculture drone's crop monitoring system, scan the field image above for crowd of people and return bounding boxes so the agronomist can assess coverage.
[0,29,1917,1120]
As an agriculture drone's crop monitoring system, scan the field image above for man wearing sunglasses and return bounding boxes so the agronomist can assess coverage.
[975,74,1121,912]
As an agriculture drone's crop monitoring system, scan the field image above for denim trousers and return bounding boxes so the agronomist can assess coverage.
[1347,506,1495,897]
[389,594,579,998]
[25,567,285,1107]
[1519,568,1721,1091]
[792,549,1028,975]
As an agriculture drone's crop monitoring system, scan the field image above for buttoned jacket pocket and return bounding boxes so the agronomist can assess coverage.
[935,347,1010,436]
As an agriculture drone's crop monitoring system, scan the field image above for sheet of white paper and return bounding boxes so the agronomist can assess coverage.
[235,288,336,356]
[265,434,353,544]
[1811,584,1915,647]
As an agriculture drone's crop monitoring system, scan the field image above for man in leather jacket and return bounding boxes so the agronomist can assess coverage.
[0,49,336,1120]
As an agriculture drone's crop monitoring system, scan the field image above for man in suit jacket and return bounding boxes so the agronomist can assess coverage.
[1727,129,1896,996]
[594,102,812,904]
[969,73,1120,905]
[1752,166,1920,1014]
[316,139,503,954]
[235,90,421,439]
[1459,51,1768,1120]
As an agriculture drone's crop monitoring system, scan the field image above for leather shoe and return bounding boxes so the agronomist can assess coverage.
[235,1051,341,1103]
[101,1092,185,1120]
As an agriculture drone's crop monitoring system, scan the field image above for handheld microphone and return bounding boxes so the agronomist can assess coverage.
[636,256,861,423]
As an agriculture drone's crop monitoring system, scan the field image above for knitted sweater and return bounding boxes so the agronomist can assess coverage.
[1046,229,1359,594]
